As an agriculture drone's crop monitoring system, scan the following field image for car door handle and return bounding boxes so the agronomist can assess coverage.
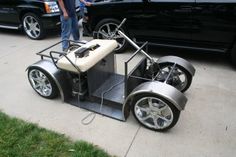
[174,6,192,13]
[192,6,203,11]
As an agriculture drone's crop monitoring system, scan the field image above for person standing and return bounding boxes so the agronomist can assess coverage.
[77,0,92,39]
[58,0,80,51]
[79,0,92,19]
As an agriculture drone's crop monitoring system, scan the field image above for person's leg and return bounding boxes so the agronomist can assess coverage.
[78,18,83,40]
[79,8,85,19]
[71,16,80,41]
[60,15,72,51]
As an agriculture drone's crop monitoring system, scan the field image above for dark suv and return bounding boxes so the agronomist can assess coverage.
[86,0,236,65]
[0,0,78,40]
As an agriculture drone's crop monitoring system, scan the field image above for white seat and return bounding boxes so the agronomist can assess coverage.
[57,39,118,73]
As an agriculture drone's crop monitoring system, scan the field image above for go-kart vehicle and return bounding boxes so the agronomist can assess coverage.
[27,19,195,131]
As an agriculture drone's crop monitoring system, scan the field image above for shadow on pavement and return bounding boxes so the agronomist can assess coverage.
[0,28,60,40]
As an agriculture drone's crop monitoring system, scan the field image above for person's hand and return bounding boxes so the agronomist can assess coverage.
[85,2,92,6]
[63,11,69,19]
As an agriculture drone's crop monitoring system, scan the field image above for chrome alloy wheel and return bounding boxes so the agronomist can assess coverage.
[160,65,188,92]
[23,15,41,39]
[134,97,174,129]
[97,22,126,51]
[29,69,52,97]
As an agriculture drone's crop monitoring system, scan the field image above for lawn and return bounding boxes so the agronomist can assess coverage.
[0,111,111,157]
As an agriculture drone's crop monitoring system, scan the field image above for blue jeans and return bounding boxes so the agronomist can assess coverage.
[60,15,80,51]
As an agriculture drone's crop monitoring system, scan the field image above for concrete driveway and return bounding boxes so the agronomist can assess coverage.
[0,29,236,157]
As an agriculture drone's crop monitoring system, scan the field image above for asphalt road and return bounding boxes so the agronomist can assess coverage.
[0,29,236,157]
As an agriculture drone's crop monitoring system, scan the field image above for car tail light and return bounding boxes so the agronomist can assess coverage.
[44,2,59,13]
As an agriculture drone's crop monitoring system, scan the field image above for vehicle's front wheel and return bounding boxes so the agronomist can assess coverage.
[94,18,128,53]
[22,13,45,40]
[132,94,180,131]
[28,67,58,99]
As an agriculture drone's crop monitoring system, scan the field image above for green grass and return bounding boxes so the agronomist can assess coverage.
[0,112,111,157]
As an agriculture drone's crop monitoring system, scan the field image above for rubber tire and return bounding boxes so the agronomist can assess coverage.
[230,44,236,67]
[158,63,192,93]
[28,67,58,99]
[22,13,45,40]
[132,93,180,132]
[93,18,128,53]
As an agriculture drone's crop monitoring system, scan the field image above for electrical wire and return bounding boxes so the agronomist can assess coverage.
[81,78,124,125]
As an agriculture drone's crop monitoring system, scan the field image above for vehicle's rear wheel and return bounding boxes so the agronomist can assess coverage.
[28,67,58,99]
[94,18,128,53]
[157,63,192,92]
[22,13,45,40]
[132,93,180,131]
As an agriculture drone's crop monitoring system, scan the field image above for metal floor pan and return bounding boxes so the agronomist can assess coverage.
[67,97,126,121]
[91,74,125,106]
[66,74,126,121]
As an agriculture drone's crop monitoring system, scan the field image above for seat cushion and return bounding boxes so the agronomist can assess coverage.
[57,39,118,73]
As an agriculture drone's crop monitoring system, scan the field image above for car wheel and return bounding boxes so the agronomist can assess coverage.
[132,93,180,131]
[157,63,192,92]
[94,18,128,53]
[22,13,45,40]
[28,67,58,99]
[232,52,236,67]
[230,45,236,67]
